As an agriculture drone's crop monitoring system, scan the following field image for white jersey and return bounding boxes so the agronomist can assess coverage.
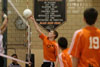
[0,30,4,53]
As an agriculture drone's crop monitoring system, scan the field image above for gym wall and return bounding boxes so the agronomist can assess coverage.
[5,0,100,67]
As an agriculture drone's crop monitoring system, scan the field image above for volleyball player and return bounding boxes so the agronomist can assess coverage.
[29,16,59,67]
[55,37,72,67]
[69,8,100,67]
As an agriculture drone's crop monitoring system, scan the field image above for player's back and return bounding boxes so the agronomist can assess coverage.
[79,26,100,67]
[59,48,72,67]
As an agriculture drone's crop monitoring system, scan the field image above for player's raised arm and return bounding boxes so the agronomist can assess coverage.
[29,16,43,35]
[0,14,8,34]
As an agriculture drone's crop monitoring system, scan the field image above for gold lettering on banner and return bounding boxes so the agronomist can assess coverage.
[39,22,61,25]
[47,22,54,24]
[54,22,61,24]
[40,22,47,24]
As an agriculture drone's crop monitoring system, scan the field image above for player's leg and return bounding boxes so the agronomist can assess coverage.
[0,56,4,67]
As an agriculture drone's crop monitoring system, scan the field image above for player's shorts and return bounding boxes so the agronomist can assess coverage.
[0,56,4,67]
[41,62,55,67]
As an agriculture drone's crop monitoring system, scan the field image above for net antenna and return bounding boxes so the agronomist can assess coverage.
[26,0,31,63]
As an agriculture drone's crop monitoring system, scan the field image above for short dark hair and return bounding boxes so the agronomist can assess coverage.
[84,8,98,25]
[11,54,18,58]
[58,37,68,49]
[53,30,58,39]
[50,30,58,39]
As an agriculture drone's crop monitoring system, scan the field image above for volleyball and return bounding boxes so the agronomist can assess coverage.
[23,9,32,18]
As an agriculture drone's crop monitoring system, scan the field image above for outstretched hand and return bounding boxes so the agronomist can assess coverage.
[28,15,34,20]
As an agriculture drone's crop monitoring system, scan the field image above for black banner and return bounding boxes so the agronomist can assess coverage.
[34,0,66,31]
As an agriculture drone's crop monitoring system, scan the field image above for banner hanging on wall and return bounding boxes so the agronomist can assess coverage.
[34,0,66,31]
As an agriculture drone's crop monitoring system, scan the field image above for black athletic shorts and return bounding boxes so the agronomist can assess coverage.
[41,62,55,67]
[0,56,4,67]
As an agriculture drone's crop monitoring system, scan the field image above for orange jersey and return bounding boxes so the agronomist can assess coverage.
[69,26,100,67]
[39,34,58,62]
[59,48,72,67]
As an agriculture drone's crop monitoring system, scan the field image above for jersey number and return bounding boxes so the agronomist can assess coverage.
[89,37,99,49]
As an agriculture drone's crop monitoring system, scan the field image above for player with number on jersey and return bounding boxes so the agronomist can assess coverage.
[68,8,100,67]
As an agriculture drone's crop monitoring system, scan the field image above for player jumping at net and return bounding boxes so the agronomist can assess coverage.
[69,8,100,67]
[0,13,8,67]
[55,37,72,67]
[29,16,59,67]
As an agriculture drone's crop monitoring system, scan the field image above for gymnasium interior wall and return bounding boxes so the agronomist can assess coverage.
[0,0,100,67]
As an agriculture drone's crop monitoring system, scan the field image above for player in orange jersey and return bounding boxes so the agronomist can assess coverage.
[55,37,72,67]
[29,16,59,67]
[69,8,100,67]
